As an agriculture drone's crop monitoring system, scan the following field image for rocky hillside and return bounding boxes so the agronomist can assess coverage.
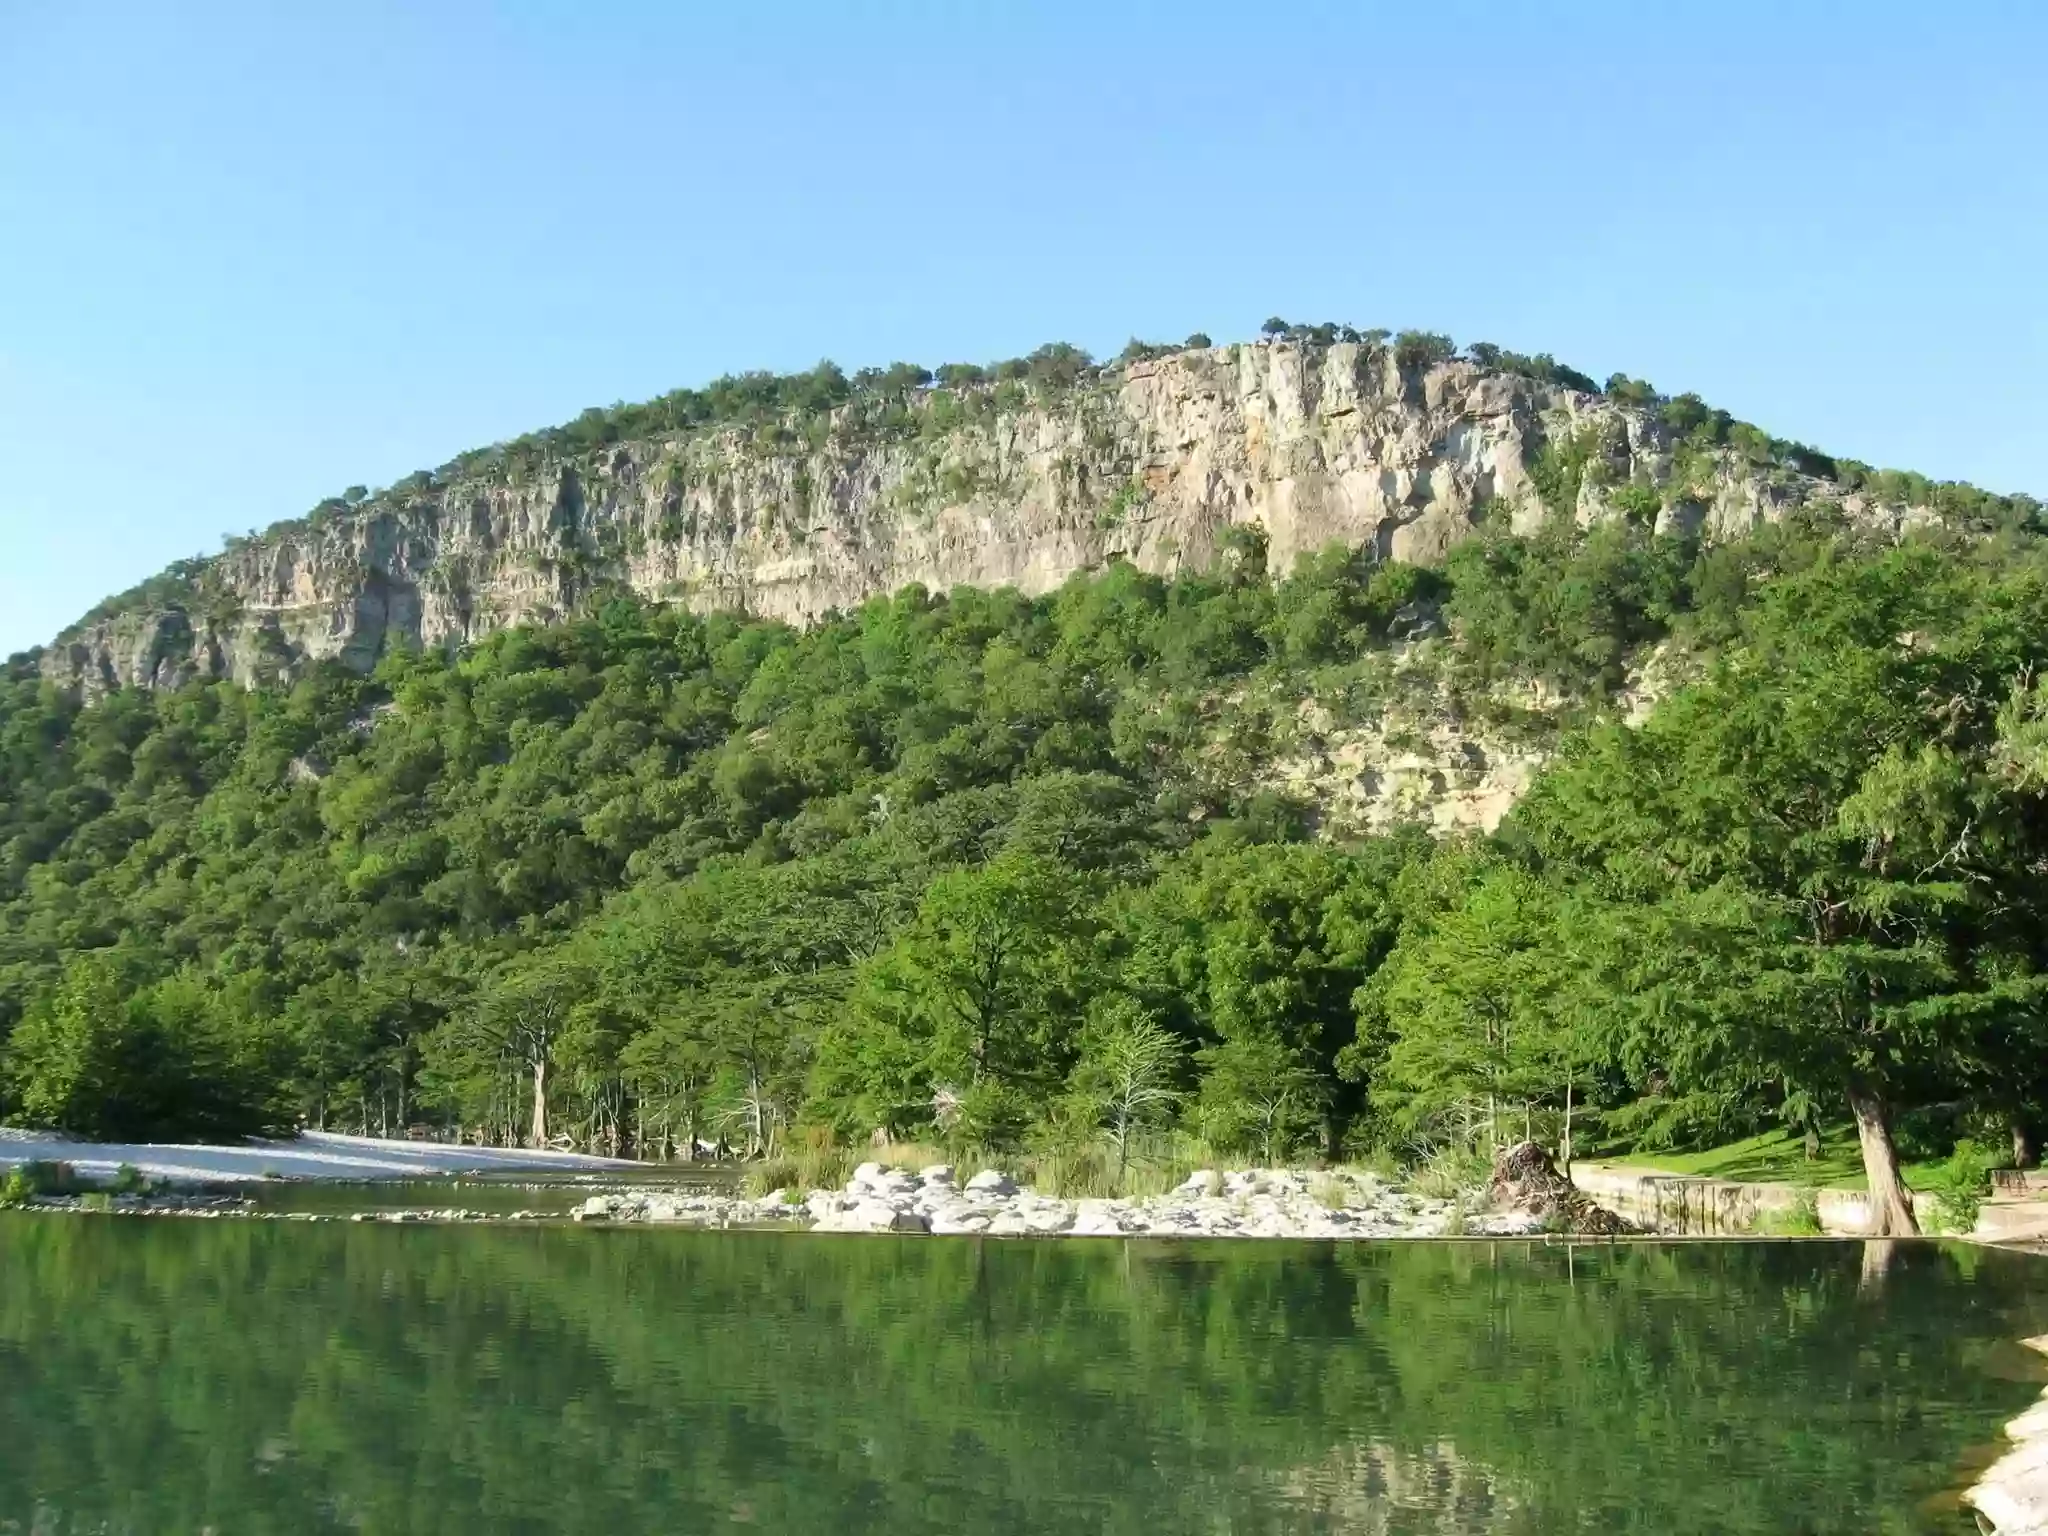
[37,332,1984,699]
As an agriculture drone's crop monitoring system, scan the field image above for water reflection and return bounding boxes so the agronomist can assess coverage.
[0,1222,2039,1535]
[1274,1440,1518,1533]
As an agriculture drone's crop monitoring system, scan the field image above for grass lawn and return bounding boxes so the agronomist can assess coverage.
[1603,1123,1948,1192]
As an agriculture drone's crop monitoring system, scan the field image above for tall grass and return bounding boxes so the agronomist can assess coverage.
[1411,1144,1493,1201]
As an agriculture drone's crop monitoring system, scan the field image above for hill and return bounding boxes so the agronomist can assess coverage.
[36,326,2037,697]
[6,325,2047,1235]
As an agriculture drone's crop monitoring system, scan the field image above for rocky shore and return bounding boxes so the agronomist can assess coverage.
[1,1141,1627,1239]
[1969,1336,2048,1535]
[570,1160,1560,1239]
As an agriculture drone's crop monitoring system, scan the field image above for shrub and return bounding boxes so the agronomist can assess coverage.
[741,1157,799,1198]
[3,961,287,1143]
[1411,1143,1492,1200]
[1346,1145,1401,1182]
[0,1161,79,1206]
[1930,1138,1994,1235]
[1393,330,1455,371]
[1755,1187,1823,1236]
[108,1163,148,1194]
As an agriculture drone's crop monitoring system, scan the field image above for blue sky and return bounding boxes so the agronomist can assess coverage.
[3,0,2043,658]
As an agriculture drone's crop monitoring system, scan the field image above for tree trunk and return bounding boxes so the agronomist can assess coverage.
[529,1057,550,1148]
[1848,1085,1918,1236]
[1560,1080,1574,1179]
[2012,1116,2038,1172]
[1859,1239,1898,1294]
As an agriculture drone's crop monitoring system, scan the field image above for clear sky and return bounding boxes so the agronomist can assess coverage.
[3,1,2043,659]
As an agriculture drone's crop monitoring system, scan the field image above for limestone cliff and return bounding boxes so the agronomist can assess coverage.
[40,336,1931,699]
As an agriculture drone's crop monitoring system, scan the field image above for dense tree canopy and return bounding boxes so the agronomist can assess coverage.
[8,511,2048,1222]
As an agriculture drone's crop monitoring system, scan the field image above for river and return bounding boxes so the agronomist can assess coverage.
[0,1219,2041,1533]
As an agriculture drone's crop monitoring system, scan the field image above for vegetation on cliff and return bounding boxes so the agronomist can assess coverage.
[47,326,2042,661]
[8,491,2048,1231]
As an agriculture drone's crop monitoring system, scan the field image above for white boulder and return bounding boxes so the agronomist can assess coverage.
[814,1199,929,1234]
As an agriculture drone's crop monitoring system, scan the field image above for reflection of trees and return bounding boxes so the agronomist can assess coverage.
[1270,1441,1518,1534]
[0,1224,2043,1534]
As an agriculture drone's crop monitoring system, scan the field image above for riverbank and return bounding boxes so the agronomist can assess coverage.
[574,1158,1571,1238]
[1969,1336,2048,1535]
[0,1128,1588,1238]
[1570,1161,2048,1242]
[0,1126,642,1183]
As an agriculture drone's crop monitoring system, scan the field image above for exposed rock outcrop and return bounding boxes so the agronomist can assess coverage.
[41,339,1929,700]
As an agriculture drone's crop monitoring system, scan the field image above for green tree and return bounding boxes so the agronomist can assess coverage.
[3,960,283,1142]
[1515,546,2048,1233]
[430,949,594,1147]
[816,853,1093,1139]
[1369,866,1583,1155]
[1116,840,1411,1157]
[1066,996,1184,1179]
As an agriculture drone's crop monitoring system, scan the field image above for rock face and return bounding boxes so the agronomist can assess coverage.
[40,339,1926,699]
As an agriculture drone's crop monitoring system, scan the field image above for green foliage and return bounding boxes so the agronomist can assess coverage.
[1442,520,1687,694]
[1755,1187,1824,1237]
[1393,329,1455,370]
[16,509,2048,1187]
[0,542,1489,1153]
[1930,1138,1994,1234]
[1369,865,1590,1152]
[0,1161,81,1205]
[1468,344,1599,394]
[1510,542,2048,1228]
[4,961,286,1142]
[107,1163,146,1195]
[1065,997,1184,1181]
[1409,1142,1492,1200]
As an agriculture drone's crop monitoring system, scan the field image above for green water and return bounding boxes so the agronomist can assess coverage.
[0,1222,2042,1535]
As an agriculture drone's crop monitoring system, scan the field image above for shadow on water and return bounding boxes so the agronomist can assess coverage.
[0,1224,2041,1535]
